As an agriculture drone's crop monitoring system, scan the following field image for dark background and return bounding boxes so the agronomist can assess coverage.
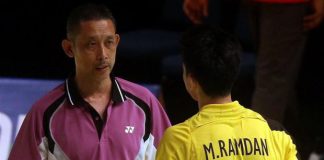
[1,1,324,158]
[0,0,174,80]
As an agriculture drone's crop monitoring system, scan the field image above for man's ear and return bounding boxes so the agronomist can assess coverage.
[115,34,120,46]
[62,39,74,58]
[187,73,199,101]
[188,74,198,91]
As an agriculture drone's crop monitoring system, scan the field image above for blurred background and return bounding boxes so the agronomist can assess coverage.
[0,0,323,159]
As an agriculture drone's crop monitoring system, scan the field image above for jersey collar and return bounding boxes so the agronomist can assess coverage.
[64,75,126,107]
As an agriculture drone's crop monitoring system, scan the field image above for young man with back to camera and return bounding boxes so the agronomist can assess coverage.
[156,24,299,160]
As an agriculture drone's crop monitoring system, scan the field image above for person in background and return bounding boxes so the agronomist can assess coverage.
[9,3,171,160]
[183,0,241,33]
[156,24,299,160]
[249,1,323,159]
[249,0,324,125]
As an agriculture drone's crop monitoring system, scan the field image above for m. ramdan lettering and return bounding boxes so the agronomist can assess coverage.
[203,138,268,159]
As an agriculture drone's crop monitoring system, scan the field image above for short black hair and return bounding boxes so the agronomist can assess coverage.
[181,24,241,97]
[66,3,116,40]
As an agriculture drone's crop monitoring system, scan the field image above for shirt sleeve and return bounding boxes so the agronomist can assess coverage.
[156,125,191,160]
[149,95,171,147]
[8,106,45,160]
[136,91,171,159]
[284,133,299,160]
[266,118,299,160]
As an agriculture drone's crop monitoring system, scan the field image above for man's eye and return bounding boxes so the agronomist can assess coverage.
[89,42,96,46]
[105,40,115,48]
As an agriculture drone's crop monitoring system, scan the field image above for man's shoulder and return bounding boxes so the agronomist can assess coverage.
[115,77,156,100]
[115,77,150,91]
[245,108,287,131]
[30,83,66,113]
[242,107,268,123]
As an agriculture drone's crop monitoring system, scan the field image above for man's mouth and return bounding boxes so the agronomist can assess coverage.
[96,65,109,70]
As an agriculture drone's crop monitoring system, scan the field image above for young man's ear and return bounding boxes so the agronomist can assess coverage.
[187,73,199,101]
[62,39,74,58]
[183,65,199,101]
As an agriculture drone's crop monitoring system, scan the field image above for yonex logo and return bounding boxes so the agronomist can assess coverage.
[125,126,135,133]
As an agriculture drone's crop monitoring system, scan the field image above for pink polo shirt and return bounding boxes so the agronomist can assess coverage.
[9,76,171,160]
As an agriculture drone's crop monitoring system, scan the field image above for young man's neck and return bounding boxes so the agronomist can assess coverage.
[198,94,233,110]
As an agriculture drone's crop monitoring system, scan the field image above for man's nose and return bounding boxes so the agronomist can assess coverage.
[97,44,108,60]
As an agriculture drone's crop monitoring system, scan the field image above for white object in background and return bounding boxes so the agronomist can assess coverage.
[0,112,12,160]
[309,152,323,160]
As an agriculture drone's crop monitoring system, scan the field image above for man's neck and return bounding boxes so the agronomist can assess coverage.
[198,94,233,110]
[74,74,112,118]
[75,74,112,99]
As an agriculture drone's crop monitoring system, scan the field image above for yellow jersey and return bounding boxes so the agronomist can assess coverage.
[156,101,298,160]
